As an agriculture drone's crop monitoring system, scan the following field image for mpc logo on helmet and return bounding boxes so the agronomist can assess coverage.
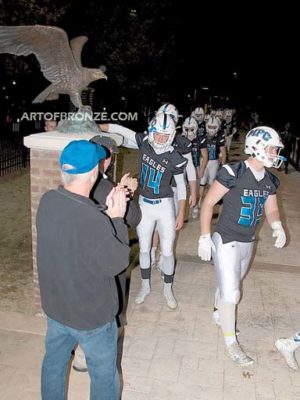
[247,128,272,141]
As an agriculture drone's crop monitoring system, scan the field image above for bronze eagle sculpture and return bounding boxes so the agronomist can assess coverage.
[0,25,107,108]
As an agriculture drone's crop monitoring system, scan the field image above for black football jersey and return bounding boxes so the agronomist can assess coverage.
[136,132,187,199]
[197,121,206,139]
[190,134,207,167]
[206,131,225,160]
[215,161,280,243]
[191,123,207,167]
[222,119,236,136]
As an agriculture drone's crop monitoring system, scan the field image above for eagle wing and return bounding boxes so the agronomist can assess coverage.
[0,25,81,85]
[70,36,88,67]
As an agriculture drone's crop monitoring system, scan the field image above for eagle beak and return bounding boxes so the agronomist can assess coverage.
[99,72,107,80]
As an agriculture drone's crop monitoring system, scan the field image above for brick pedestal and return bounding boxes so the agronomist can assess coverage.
[30,149,61,311]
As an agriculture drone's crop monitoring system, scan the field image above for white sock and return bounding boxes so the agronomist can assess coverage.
[225,335,237,346]
[219,299,237,346]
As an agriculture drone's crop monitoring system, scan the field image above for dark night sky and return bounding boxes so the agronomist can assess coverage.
[177,4,297,99]
[66,1,298,106]
[1,1,298,125]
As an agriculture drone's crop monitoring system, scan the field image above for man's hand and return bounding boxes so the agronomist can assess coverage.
[198,234,216,261]
[105,187,126,219]
[120,172,138,194]
[271,221,286,248]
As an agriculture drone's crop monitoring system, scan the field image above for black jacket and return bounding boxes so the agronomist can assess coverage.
[36,186,130,330]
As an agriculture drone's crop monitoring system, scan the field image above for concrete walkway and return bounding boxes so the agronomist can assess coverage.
[1,134,300,399]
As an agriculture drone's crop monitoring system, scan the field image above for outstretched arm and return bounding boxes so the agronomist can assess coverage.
[99,123,138,149]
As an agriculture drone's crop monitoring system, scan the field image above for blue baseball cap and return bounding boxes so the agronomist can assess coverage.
[60,140,106,174]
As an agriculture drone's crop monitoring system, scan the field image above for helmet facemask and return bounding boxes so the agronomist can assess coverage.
[148,114,176,153]
[206,116,220,138]
[224,110,232,124]
[216,110,223,121]
[264,145,284,168]
[192,107,205,124]
[184,127,197,141]
[182,117,198,141]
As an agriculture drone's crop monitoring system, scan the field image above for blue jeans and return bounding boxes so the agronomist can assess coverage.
[41,317,119,400]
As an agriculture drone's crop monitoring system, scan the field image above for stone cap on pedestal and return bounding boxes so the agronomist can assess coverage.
[23,130,123,150]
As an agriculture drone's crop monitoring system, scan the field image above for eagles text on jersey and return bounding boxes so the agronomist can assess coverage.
[136,132,187,199]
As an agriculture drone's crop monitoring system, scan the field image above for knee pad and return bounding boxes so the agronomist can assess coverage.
[160,238,175,257]
[138,241,151,254]
[161,254,174,276]
[222,289,240,305]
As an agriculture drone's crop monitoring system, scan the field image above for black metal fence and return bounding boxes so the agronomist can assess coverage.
[0,134,29,176]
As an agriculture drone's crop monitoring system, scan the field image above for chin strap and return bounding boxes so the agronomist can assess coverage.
[152,144,173,154]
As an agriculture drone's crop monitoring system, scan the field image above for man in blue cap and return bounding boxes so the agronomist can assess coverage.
[36,140,130,400]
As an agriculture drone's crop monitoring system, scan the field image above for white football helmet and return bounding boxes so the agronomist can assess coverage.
[148,113,176,152]
[182,116,198,141]
[216,109,223,121]
[224,109,232,124]
[205,116,220,138]
[191,107,205,124]
[156,103,179,124]
[245,126,284,168]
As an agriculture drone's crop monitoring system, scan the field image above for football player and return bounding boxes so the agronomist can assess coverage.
[182,116,208,218]
[222,109,237,159]
[191,106,206,137]
[100,114,187,309]
[151,104,197,270]
[156,104,197,212]
[198,116,226,207]
[198,126,287,366]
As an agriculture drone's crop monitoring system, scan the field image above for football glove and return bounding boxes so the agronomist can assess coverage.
[271,221,286,248]
[198,234,216,261]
